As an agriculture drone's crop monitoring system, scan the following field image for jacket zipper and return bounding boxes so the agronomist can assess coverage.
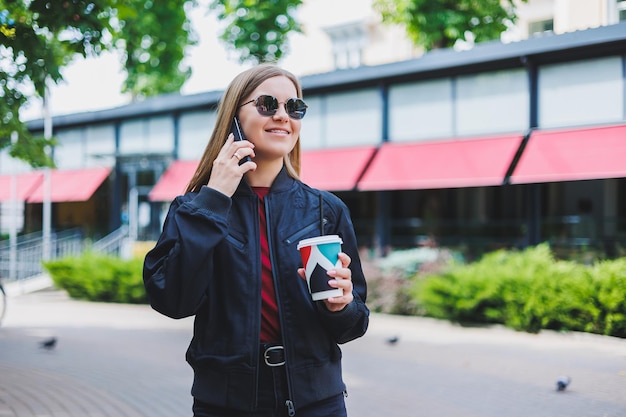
[265,194,296,416]
[253,193,263,410]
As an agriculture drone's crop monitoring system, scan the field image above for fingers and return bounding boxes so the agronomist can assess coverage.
[323,252,353,311]
[299,252,353,312]
[323,282,353,312]
[207,134,256,196]
[230,145,255,164]
[338,252,351,268]
[222,134,255,163]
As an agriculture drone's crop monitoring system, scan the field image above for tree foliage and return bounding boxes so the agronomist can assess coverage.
[209,0,302,64]
[373,0,527,51]
[114,1,197,99]
[0,0,196,167]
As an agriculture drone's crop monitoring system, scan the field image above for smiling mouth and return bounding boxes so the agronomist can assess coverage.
[267,129,289,134]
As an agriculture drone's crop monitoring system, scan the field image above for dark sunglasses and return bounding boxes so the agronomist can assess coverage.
[240,95,308,120]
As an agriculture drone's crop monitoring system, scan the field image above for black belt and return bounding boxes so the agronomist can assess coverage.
[261,343,285,367]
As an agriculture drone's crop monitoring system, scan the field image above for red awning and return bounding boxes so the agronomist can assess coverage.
[148,148,376,200]
[148,160,198,201]
[510,124,626,184]
[27,167,112,203]
[300,146,377,191]
[0,172,43,202]
[357,135,523,190]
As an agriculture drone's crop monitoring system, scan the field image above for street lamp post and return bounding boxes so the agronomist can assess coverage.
[9,132,18,281]
[42,82,52,261]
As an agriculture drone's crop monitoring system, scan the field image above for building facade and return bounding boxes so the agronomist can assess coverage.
[1,19,626,261]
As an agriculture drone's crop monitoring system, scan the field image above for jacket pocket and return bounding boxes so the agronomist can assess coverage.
[284,218,328,245]
[226,229,246,250]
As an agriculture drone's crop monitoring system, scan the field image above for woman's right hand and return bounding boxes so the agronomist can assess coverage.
[207,134,256,197]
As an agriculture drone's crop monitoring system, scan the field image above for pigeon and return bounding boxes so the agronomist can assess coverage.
[556,376,571,391]
[39,337,57,350]
[386,336,399,345]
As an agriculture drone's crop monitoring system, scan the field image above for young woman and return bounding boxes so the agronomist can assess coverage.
[143,64,369,417]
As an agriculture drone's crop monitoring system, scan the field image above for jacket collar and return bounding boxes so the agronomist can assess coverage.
[236,166,296,196]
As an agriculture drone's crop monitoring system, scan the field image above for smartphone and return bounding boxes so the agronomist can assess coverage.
[230,117,252,165]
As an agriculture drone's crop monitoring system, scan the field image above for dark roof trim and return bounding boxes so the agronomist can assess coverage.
[28,90,223,131]
[27,22,626,131]
[301,22,626,91]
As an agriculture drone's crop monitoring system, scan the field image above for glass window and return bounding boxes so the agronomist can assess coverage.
[0,200,25,233]
[179,110,216,160]
[300,96,323,150]
[539,56,624,128]
[49,125,116,169]
[389,78,454,141]
[529,19,554,35]
[119,116,174,155]
[85,125,116,167]
[324,89,382,147]
[54,129,85,169]
[0,149,31,175]
[456,69,529,136]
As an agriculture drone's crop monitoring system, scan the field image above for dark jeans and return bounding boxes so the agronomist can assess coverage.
[192,355,347,417]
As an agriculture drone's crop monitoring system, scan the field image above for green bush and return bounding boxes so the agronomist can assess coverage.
[591,258,626,337]
[415,243,625,338]
[361,247,461,315]
[43,252,147,304]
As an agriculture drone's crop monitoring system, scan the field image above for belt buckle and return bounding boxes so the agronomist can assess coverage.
[263,345,285,367]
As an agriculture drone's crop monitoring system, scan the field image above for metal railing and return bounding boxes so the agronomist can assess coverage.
[0,227,130,284]
[91,225,129,257]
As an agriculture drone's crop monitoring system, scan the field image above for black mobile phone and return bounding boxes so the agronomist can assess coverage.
[230,117,252,165]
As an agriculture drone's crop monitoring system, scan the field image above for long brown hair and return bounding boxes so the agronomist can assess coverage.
[185,64,303,193]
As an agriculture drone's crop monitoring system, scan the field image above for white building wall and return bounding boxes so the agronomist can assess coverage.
[554,0,606,31]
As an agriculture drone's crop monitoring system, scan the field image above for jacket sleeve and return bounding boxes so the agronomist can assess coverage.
[315,197,369,344]
[143,186,231,319]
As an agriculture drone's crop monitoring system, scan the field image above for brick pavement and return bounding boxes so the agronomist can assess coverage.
[0,363,144,417]
[1,283,625,417]
[0,286,193,417]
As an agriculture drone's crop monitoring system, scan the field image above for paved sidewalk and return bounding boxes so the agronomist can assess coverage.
[1,287,194,417]
[1,285,625,417]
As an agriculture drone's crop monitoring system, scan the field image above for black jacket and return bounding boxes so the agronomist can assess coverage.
[143,168,369,412]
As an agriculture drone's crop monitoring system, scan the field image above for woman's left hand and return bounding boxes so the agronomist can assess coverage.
[298,252,354,312]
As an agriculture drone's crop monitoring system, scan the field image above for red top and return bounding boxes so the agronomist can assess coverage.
[252,187,281,342]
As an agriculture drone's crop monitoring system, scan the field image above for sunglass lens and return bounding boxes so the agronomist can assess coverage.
[252,95,307,119]
[286,98,308,120]
[255,95,278,116]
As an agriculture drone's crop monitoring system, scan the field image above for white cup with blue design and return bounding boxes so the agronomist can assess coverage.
[297,235,344,301]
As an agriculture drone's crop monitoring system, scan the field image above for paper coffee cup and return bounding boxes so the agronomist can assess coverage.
[297,235,343,301]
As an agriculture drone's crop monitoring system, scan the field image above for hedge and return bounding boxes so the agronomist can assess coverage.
[43,252,147,304]
[415,244,626,338]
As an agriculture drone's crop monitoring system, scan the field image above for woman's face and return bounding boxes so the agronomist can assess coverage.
[238,75,301,163]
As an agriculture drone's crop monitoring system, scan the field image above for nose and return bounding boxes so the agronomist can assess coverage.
[272,103,289,121]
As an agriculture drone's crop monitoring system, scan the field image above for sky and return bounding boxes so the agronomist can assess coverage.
[20,0,374,121]
[22,3,250,120]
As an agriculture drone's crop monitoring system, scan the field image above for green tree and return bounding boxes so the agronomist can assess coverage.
[0,0,196,167]
[114,1,197,99]
[209,0,302,64]
[374,0,527,51]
